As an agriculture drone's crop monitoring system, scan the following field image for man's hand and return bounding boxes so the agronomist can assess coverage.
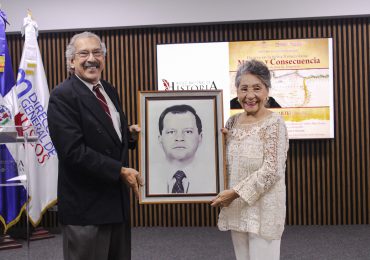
[210,189,239,207]
[129,124,141,142]
[120,167,143,198]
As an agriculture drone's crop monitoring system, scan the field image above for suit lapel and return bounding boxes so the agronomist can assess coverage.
[71,75,122,145]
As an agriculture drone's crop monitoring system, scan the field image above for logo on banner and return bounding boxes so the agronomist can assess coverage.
[0,105,11,125]
[15,68,57,164]
[161,79,218,91]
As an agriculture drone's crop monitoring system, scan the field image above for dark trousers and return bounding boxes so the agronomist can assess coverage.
[62,222,131,260]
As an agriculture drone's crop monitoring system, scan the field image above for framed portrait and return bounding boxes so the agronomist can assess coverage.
[138,90,225,204]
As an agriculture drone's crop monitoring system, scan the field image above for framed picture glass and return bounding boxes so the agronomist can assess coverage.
[138,90,225,203]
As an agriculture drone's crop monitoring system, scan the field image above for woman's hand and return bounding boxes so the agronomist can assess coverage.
[221,127,229,142]
[221,127,229,135]
[211,189,239,207]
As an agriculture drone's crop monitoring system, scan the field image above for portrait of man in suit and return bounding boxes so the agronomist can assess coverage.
[148,103,216,195]
[47,31,142,260]
[158,104,202,194]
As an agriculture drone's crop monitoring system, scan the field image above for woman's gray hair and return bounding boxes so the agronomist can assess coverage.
[235,59,271,89]
[65,31,107,73]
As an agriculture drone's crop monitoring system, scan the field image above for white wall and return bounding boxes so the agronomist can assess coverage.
[3,0,370,33]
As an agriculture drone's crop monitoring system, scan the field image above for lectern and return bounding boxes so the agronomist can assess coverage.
[0,125,38,254]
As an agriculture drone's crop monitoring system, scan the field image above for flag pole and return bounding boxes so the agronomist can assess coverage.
[19,9,57,243]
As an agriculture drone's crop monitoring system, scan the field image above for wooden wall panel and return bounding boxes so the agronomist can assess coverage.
[6,17,369,227]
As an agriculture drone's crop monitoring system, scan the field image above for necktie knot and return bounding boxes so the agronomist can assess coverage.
[93,84,101,92]
[173,170,186,181]
[172,170,186,194]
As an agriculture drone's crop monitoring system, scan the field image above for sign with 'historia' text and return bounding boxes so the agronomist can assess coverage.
[157,38,334,139]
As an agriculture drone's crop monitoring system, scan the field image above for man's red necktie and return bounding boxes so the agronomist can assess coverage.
[93,84,113,125]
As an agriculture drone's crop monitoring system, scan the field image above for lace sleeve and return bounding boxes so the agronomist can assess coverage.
[225,114,238,130]
[232,116,289,205]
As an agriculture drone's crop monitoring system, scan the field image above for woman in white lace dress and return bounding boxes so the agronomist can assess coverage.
[211,60,289,260]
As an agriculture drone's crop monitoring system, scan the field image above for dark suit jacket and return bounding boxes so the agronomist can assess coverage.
[47,74,134,225]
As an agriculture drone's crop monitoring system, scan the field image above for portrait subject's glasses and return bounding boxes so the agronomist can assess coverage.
[75,50,104,58]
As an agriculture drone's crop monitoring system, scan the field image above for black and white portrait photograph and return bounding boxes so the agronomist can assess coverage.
[138,91,225,203]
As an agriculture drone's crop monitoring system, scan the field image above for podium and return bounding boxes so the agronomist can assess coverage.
[0,125,38,253]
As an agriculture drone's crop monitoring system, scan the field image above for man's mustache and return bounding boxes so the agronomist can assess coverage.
[83,61,100,69]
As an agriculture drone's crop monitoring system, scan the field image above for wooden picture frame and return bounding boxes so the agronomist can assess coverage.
[138,90,225,203]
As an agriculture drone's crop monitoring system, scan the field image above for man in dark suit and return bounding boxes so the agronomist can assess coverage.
[47,32,142,260]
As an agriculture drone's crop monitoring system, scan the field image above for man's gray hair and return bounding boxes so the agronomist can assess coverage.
[65,31,107,73]
[235,59,271,89]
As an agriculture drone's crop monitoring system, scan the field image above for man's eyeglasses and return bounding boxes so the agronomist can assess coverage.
[75,50,104,58]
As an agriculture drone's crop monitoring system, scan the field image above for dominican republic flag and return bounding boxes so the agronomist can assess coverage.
[15,15,58,226]
[0,10,28,233]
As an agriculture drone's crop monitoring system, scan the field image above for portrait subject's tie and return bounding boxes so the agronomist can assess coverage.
[93,84,113,124]
[172,170,186,193]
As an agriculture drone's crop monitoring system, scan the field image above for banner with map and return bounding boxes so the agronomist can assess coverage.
[157,38,334,139]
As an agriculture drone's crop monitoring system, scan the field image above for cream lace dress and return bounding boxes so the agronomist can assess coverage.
[217,112,289,240]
